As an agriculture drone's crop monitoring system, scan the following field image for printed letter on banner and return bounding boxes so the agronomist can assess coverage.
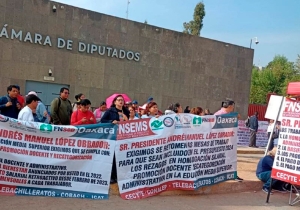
[0,115,117,200]
[115,113,238,200]
[271,99,300,185]
[237,120,268,147]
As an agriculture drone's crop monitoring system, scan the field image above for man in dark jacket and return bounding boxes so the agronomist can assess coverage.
[0,85,21,119]
[249,112,259,147]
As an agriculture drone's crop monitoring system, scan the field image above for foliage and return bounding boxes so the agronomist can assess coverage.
[183,2,205,36]
[250,55,300,104]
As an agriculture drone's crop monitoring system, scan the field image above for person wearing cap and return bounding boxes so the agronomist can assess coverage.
[132,100,139,117]
[18,94,40,122]
[147,97,153,103]
[27,91,49,123]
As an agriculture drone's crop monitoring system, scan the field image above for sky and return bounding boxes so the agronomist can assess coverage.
[55,0,300,67]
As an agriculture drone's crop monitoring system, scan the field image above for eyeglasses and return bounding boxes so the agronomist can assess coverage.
[116,99,124,101]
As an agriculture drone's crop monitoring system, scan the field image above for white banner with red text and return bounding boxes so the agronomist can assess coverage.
[115,113,238,200]
[237,120,269,147]
[0,114,117,199]
[271,98,300,185]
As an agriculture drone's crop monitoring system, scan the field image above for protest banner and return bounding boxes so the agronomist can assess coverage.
[0,114,117,199]
[237,120,269,147]
[271,98,300,186]
[115,113,238,200]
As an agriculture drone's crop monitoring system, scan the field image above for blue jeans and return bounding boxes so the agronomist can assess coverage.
[257,171,271,188]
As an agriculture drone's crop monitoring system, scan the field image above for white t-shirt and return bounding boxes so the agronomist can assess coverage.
[18,106,34,122]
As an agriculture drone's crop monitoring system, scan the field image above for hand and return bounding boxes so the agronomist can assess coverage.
[89,117,94,121]
[16,103,21,109]
[6,102,12,107]
[43,111,48,117]
[122,114,128,121]
[112,120,119,124]
[81,117,88,123]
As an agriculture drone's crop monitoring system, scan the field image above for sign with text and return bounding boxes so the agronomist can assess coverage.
[0,115,117,199]
[237,120,269,147]
[271,98,300,185]
[115,113,238,200]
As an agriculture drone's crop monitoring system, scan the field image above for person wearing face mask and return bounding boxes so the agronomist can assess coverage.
[71,99,96,125]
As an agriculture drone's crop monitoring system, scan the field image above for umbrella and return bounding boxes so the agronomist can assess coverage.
[106,93,132,108]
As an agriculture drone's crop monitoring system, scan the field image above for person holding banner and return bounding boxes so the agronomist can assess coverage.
[101,94,129,184]
[214,99,243,181]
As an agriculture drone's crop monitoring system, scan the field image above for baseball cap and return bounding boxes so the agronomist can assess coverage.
[26,91,37,97]
[132,100,138,104]
[148,97,153,101]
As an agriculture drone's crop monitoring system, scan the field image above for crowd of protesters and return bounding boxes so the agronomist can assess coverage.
[0,85,217,126]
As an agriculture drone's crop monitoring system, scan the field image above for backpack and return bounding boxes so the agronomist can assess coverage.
[245,116,250,128]
[50,97,72,123]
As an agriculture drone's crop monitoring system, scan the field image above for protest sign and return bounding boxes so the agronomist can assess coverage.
[115,113,238,200]
[265,95,285,121]
[237,120,269,147]
[271,98,300,185]
[0,115,117,199]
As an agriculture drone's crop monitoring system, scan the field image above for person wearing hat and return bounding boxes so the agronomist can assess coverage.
[18,94,41,122]
[147,97,153,103]
[27,91,49,123]
[132,100,139,117]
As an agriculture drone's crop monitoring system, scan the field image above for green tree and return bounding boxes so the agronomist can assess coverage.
[183,2,205,36]
[295,54,300,73]
[249,55,298,104]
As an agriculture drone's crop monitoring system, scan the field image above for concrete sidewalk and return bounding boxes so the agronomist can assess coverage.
[237,146,266,154]
[0,192,297,210]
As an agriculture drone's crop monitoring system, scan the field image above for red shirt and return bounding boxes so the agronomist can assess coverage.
[17,95,25,107]
[71,110,96,125]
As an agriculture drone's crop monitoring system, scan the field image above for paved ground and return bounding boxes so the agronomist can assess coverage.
[2,149,298,209]
[0,191,298,210]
